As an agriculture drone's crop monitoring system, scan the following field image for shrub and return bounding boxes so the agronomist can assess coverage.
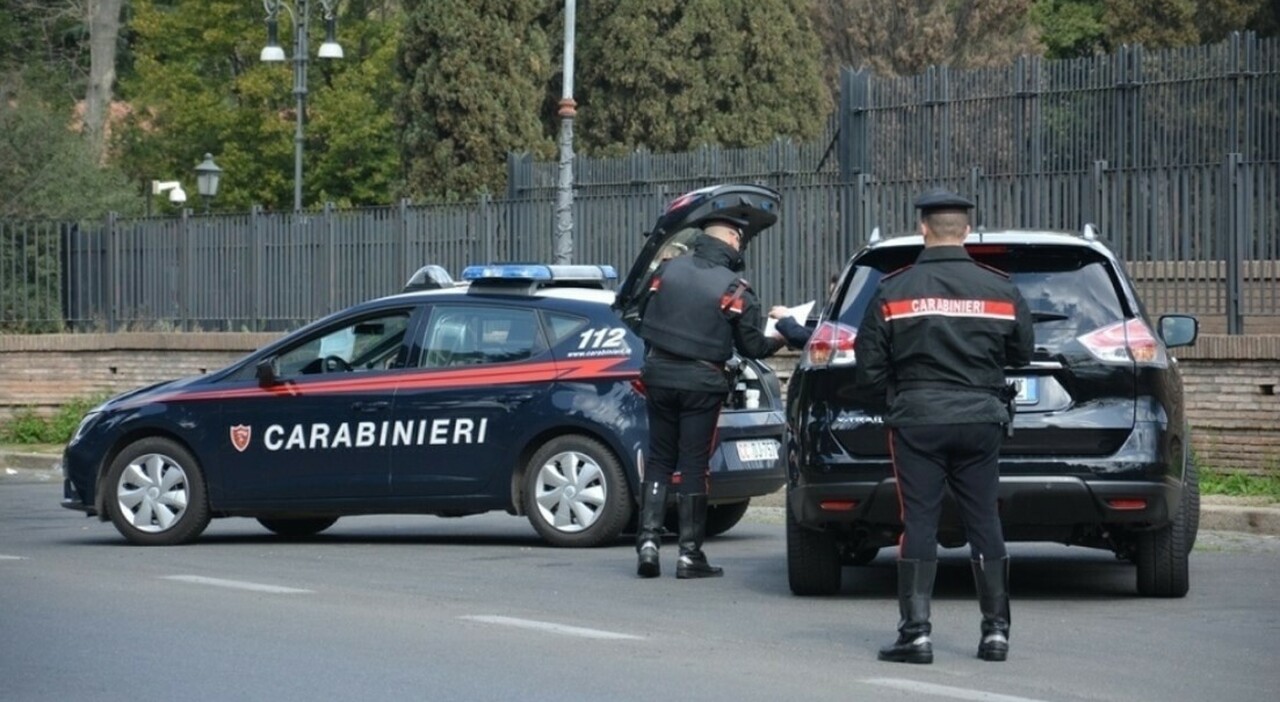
[1,396,103,445]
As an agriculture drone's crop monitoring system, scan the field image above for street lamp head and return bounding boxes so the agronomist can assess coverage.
[317,14,343,59]
[195,153,223,199]
[260,16,286,62]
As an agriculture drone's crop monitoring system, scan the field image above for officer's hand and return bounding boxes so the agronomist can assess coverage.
[768,305,789,320]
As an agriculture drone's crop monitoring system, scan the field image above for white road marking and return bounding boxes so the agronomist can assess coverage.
[0,555,27,560]
[862,678,1055,702]
[460,615,643,641]
[161,575,313,594]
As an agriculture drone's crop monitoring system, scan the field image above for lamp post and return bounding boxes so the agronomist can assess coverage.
[194,153,223,214]
[553,0,576,265]
[259,0,343,212]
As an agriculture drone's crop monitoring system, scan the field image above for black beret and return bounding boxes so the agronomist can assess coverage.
[914,188,975,213]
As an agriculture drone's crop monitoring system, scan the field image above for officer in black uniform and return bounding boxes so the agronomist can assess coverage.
[855,189,1034,663]
[634,217,784,579]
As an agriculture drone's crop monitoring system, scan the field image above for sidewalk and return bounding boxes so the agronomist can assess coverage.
[4,448,1277,537]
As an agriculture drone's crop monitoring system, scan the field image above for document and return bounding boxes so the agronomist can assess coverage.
[765,300,815,339]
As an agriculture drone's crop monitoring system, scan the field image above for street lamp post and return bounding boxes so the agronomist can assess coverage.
[259,0,343,212]
[553,0,577,265]
[194,153,223,214]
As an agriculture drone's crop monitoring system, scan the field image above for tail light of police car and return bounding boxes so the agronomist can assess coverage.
[630,379,647,397]
[805,322,857,367]
[1077,319,1168,367]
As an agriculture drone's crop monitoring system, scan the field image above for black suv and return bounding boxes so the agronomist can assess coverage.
[785,228,1199,598]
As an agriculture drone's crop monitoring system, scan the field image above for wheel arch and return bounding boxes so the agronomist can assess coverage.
[94,426,208,519]
[508,425,637,517]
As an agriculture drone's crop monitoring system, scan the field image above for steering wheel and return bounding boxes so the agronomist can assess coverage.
[322,355,353,373]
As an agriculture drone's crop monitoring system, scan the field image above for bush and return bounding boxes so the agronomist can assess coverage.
[1,396,102,445]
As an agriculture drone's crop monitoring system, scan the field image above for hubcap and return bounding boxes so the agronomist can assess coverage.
[533,450,607,533]
[116,453,189,533]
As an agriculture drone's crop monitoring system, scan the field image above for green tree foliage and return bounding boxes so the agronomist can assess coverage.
[0,1,91,104]
[397,0,555,201]
[572,0,831,155]
[811,0,1041,77]
[1104,0,1199,48]
[1031,0,1107,58]
[0,93,139,219]
[117,0,402,211]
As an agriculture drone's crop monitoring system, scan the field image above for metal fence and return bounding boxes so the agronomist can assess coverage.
[1,34,1276,334]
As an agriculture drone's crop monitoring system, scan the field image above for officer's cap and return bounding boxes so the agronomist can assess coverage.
[914,188,974,216]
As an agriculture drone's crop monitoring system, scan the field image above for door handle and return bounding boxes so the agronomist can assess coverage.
[351,401,390,412]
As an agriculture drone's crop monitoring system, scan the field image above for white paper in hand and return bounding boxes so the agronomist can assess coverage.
[765,300,815,339]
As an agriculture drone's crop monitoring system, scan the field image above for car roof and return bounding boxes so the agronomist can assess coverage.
[866,229,1110,251]
[374,284,614,307]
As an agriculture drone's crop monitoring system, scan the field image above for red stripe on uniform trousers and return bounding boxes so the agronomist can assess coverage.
[883,298,1016,322]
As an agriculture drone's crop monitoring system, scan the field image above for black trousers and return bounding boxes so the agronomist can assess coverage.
[645,386,723,495]
[890,423,1007,561]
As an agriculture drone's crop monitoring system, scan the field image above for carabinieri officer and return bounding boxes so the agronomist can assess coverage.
[855,188,1034,663]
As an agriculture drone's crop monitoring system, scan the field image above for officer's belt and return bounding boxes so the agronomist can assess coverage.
[896,380,1002,396]
[646,347,726,372]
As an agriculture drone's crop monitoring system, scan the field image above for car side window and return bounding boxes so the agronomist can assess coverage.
[420,306,544,368]
[276,311,412,376]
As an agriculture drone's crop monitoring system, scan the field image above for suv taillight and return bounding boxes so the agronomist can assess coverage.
[804,322,857,367]
[1077,319,1168,367]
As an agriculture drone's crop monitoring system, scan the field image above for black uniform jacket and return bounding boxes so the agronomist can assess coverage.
[639,235,781,393]
[855,245,1034,426]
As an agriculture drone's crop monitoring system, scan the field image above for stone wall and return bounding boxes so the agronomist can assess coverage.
[0,332,1276,471]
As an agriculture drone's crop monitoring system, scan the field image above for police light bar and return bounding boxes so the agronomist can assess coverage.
[461,264,618,282]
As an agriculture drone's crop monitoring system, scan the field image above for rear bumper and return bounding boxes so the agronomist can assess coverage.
[708,409,786,502]
[789,475,1180,531]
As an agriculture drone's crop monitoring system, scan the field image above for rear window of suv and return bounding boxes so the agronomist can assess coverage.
[836,244,1127,351]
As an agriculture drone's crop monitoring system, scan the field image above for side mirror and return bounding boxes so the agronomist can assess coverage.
[255,358,280,386]
[1159,315,1198,348]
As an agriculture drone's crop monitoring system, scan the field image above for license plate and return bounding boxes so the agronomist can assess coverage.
[735,440,779,463]
[1010,376,1039,405]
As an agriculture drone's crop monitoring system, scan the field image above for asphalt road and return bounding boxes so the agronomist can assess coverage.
[2,479,1278,702]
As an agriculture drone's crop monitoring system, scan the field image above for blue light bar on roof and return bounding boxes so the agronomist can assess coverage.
[462,264,553,281]
[461,264,618,283]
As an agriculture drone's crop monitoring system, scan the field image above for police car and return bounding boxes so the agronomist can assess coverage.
[61,185,787,547]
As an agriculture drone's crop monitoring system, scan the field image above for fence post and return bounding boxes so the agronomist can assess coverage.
[839,68,870,181]
[397,197,410,283]
[479,193,494,263]
[178,208,191,331]
[1224,153,1244,335]
[105,211,118,332]
[1089,160,1108,229]
[969,166,983,229]
[324,202,337,315]
[250,205,262,331]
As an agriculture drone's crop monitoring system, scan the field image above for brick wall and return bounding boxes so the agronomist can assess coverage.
[1,332,1276,471]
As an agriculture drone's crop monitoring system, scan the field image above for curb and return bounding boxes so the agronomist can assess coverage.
[4,450,1277,537]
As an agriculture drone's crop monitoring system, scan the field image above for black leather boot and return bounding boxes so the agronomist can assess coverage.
[675,493,722,579]
[878,559,937,664]
[636,481,666,578]
[972,557,1011,661]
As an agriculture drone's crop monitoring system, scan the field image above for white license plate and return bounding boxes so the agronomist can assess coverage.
[1010,376,1039,405]
[735,440,779,463]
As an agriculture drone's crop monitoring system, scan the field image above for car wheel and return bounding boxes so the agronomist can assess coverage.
[104,437,210,546]
[786,498,842,596]
[1135,494,1190,598]
[257,517,339,538]
[524,435,632,547]
[705,500,750,538]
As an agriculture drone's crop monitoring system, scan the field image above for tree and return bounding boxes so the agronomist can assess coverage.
[397,0,555,201]
[1104,0,1199,49]
[572,0,832,154]
[117,0,403,211]
[1031,0,1107,58]
[0,91,139,219]
[85,0,124,158]
[811,0,1042,77]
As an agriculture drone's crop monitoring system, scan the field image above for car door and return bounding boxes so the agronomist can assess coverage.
[388,302,552,498]
[217,307,419,504]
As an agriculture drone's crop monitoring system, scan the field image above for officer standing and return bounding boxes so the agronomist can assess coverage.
[634,217,783,579]
[855,189,1033,663]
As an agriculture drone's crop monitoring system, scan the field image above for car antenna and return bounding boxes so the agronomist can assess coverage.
[1083,223,1098,241]
[868,226,881,244]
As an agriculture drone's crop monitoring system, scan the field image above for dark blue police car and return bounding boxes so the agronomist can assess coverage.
[61,185,787,547]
